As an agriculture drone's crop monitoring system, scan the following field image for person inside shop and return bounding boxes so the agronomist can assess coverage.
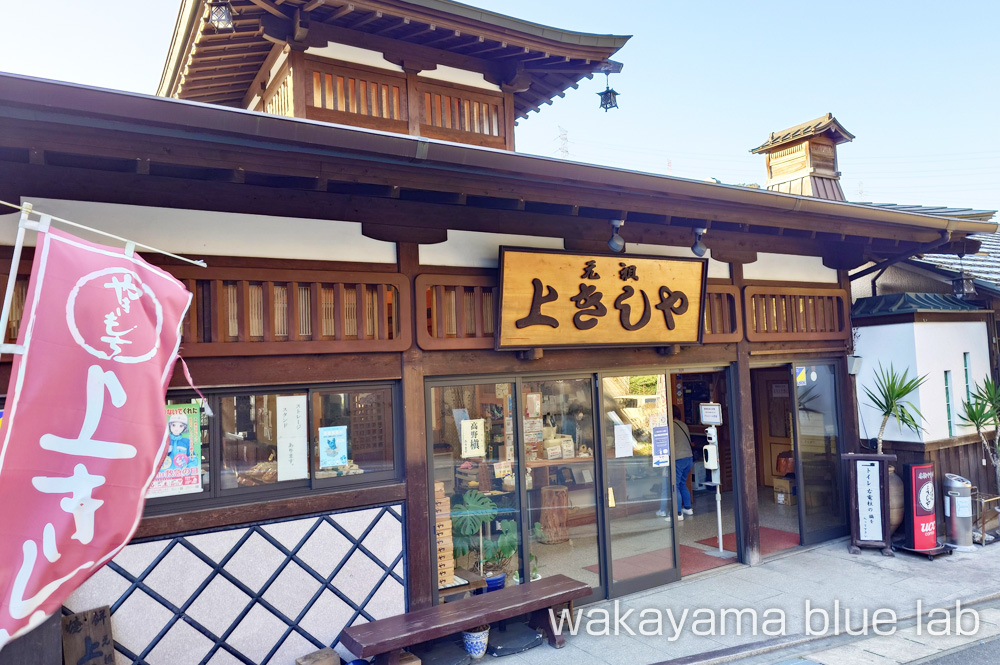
[561,403,592,456]
[658,416,694,521]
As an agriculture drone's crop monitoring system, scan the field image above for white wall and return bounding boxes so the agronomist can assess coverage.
[743,253,839,284]
[913,320,991,442]
[628,243,729,279]
[1,199,397,263]
[419,230,563,268]
[854,319,991,444]
[304,44,499,91]
[854,322,922,443]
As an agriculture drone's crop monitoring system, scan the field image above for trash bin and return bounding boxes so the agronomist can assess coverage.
[944,473,974,552]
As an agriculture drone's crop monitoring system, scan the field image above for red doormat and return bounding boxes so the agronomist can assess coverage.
[696,526,799,556]
[582,545,733,580]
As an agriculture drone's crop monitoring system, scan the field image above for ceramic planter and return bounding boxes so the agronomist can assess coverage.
[462,625,490,658]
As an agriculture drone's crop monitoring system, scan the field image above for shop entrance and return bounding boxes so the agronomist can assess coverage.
[750,363,850,552]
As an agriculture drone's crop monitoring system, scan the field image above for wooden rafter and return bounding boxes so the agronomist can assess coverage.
[246,0,290,19]
[324,3,355,22]
[350,10,383,29]
[374,16,409,35]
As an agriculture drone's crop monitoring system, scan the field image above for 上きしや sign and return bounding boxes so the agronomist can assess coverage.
[496,248,706,350]
[0,229,190,647]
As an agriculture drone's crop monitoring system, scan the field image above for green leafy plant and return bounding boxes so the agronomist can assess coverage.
[482,519,518,574]
[959,377,1000,490]
[450,490,520,575]
[863,363,927,454]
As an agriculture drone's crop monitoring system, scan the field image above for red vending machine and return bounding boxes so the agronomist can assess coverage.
[902,462,937,550]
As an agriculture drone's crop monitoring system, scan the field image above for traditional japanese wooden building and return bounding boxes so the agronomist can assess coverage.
[0,1,996,663]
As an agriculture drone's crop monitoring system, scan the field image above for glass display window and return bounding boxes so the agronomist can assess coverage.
[313,387,395,481]
[428,381,521,593]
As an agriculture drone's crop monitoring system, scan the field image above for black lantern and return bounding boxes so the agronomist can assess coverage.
[953,271,976,299]
[209,0,236,31]
[597,73,619,112]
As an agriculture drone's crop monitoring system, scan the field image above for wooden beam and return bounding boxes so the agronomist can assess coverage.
[731,263,761,566]
[324,3,355,22]
[241,42,287,108]
[303,0,326,11]
[350,10,383,29]
[246,0,290,19]
[375,16,410,35]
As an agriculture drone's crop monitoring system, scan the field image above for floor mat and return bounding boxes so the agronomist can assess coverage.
[696,526,799,556]
[582,545,733,580]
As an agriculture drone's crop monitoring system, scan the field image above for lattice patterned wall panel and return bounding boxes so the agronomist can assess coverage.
[63,505,405,665]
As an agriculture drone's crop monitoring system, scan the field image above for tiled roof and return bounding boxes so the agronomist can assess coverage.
[919,232,1000,284]
[859,203,996,222]
[751,113,855,154]
[852,292,982,318]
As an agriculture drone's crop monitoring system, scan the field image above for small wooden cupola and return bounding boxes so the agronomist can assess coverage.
[750,113,854,201]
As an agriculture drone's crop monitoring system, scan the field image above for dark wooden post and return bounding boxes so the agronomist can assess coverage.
[839,269,862,454]
[398,243,432,609]
[731,264,761,565]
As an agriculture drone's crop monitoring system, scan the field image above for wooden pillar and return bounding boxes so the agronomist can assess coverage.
[398,242,432,609]
[839,269,862,454]
[0,614,61,665]
[731,263,761,565]
[404,70,422,138]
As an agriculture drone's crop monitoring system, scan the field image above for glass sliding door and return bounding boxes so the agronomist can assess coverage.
[427,381,522,597]
[521,377,603,601]
[600,373,678,595]
[792,363,849,545]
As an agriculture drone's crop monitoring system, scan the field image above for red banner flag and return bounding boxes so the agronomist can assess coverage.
[0,228,191,647]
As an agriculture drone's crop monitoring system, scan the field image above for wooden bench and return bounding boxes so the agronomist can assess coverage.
[339,574,590,664]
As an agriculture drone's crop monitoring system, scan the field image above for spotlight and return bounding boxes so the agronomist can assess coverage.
[608,219,625,253]
[691,227,707,257]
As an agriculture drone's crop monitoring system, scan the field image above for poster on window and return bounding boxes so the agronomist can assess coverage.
[277,394,309,481]
[147,403,203,498]
[461,418,487,458]
[318,426,349,469]
[650,413,671,467]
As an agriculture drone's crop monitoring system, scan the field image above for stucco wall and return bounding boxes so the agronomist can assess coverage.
[855,320,990,443]
[1,199,398,264]
[743,253,838,284]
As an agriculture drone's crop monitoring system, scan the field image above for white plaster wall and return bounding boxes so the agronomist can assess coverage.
[1,199,397,263]
[912,320,991,442]
[305,43,404,72]
[419,230,563,268]
[854,322,922,443]
[743,253,839,284]
[419,65,500,91]
[628,242,729,279]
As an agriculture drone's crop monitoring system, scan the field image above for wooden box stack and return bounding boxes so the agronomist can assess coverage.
[434,481,454,587]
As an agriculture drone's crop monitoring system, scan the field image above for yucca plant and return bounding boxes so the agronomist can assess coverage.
[863,363,927,454]
[959,377,1000,489]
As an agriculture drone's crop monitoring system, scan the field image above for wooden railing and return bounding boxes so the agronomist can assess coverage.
[260,62,294,117]
[703,285,742,343]
[416,274,496,351]
[743,286,849,342]
[417,80,506,149]
[172,267,411,356]
[304,56,408,133]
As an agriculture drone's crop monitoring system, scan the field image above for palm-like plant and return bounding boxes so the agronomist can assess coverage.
[959,378,1000,488]
[863,363,927,454]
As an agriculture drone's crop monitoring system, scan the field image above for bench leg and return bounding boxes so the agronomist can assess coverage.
[374,649,402,665]
[529,605,571,649]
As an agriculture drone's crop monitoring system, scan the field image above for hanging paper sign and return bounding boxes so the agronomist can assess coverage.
[493,461,513,479]
[497,248,707,350]
[318,426,348,469]
[0,228,191,647]
[461,419,486,458]
[276,395,308,481]
[650,414,671,467]
[614,424,635,458]
[147,402,202,498]
[795,367,807,386]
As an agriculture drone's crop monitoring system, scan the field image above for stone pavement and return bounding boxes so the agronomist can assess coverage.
[508,538,1000,665]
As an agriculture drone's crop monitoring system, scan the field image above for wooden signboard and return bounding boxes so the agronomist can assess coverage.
[843,453,896,556]
[62,606,114,665]
[496,248,707,350]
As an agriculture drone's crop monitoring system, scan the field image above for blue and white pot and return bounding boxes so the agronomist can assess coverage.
[462,626,490,659]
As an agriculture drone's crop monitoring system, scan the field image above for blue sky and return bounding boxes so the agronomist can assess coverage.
[1,0,997,215]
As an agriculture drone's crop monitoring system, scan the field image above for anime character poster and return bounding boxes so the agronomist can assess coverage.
[147,402,203,497]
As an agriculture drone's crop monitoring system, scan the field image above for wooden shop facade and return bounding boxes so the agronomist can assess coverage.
[0,1,996,662]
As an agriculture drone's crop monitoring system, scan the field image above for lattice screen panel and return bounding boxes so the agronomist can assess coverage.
[64,505,405,665]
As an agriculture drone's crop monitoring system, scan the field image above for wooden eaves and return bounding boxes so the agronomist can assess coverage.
[1,73,994,268]
[158,0,630,119]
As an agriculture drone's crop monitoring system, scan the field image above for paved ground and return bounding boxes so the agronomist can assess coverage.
[508,537,1000,665]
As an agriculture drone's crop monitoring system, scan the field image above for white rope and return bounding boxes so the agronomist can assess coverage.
[0,199,207,268]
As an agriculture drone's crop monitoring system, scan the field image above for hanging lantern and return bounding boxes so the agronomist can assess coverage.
[208,0,236,32]
[952,271,976,299]
[597,73,619,112]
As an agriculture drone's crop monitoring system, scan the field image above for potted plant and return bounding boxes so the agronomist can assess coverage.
[959,377,1000,493]
[863,363,927,534]
[451,490,518,591]
[461,624,490,659]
